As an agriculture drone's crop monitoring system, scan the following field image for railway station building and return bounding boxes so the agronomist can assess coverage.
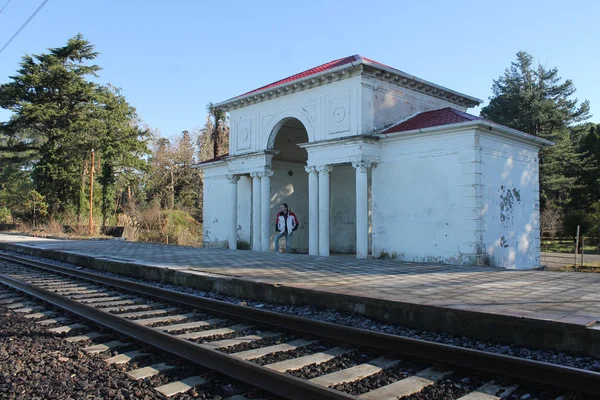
[197,55,551,269]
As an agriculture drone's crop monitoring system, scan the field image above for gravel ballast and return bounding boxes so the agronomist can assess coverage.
[0,288,272,399]
[3,250,600,374]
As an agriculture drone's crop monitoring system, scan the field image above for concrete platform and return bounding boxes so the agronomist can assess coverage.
[1,234,599,357]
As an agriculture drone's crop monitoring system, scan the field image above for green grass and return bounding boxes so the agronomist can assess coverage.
[541,239,600,254]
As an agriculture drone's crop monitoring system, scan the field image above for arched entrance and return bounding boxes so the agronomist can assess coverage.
[268,118,309,253]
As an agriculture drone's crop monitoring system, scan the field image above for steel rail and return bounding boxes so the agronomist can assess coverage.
[1,252,599,396]
[0,270,357,400]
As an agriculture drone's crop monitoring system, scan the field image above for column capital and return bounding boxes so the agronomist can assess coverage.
[260,169,274,179]
[304,165,318,174]
[250,170,273,179]
[316,165,333,174]
[226,173,241,183]
[351,158,377,172]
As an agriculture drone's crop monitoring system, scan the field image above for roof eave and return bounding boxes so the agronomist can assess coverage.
[214,59,363,110]
[361,59,483,107]
[379,120,554,147]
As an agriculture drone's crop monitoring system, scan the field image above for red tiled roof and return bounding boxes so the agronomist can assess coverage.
[235,55,361,98]
[382,107,482,134]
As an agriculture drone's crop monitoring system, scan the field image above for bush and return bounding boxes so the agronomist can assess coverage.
[0,207,11,224]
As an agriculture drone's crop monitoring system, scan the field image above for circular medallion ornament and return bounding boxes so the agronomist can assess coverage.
[240,128,249,142]
[333,106,345,123]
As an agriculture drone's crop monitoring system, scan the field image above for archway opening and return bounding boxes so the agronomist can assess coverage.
[268,118,309,253]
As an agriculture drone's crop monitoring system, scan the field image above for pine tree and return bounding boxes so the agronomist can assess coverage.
[0,34,101,214]
[0,35,150,223]
[481,51,590,210]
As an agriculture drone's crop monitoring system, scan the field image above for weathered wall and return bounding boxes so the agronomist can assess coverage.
[480,133,541,269]
[202,164,251,248]
[366,77,469,132]
[202,171,230,248]
[372,131,478,263]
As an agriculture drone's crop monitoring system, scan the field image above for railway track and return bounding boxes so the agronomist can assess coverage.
[0,251,598,399]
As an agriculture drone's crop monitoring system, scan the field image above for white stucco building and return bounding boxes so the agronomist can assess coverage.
[197,55,551,269]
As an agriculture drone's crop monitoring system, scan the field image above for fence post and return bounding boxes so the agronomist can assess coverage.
[581,237,585,267]
[574,225,580,268]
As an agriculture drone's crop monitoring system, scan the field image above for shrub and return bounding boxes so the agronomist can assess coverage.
[0,207,11,224]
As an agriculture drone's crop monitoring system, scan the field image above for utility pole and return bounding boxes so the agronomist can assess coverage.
[89,149,95,235]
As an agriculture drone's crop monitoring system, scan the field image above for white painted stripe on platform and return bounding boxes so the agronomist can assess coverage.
[202,332,280,350]
[127,363,174,380]
[48,323,87,334]
[133,309,198,330]
[265,347,351,372]
[83,341,128,354]
[231,339,316,361]
[176,324,251,340]
[105,350,148,365]
[65,332,109,342]
[310,357,400,387]
[359,367,453,400]
[456,381,517,400]
[154,375,207,397]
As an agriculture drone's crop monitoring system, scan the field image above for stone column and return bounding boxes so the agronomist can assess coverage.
[305,165,319,256]
[352,160,372,258]
[227,174,240,250]
[260,170,274,252]
[250,172,262,252]
[317,165,332,256]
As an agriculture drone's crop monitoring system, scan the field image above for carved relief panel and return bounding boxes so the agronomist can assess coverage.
[235,117,252,152]
[325,91,351,135]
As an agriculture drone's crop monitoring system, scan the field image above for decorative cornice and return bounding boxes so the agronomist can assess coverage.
[217,66,362,111]
[362,65,481,108]
[215,56,481,112]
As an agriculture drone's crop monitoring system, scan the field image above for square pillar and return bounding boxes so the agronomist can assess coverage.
[317,165,332,256]
[226,174,240,250]
[305,165,319,256]
[250,172,262,251]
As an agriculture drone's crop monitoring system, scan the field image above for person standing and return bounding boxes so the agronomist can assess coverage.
[274,203,298,253]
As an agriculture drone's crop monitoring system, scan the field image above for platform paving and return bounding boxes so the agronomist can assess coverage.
[1,234,599,356]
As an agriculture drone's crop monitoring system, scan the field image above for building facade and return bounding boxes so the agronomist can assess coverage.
[198,55,551,269]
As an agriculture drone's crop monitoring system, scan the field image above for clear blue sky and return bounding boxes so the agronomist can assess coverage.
[1,0,599,138]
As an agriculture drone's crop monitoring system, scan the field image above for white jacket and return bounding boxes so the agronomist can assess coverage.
[276,211,298,233]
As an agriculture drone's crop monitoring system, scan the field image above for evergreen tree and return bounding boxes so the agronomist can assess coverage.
[0,34,101,214]
[95,85,150,226]
[0,35,149,223]
[481,51,590,210]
